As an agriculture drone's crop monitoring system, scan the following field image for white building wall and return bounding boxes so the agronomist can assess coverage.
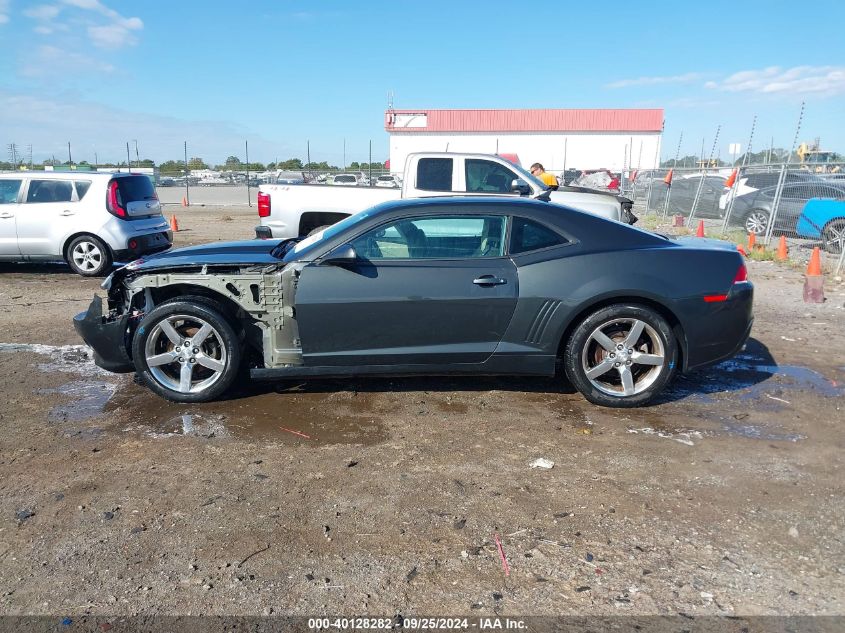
[389,132,661,176]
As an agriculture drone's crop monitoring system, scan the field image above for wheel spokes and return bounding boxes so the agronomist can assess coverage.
[631,351,664,366]
[618,365,635,396]
[196,354,225,372]
[147,352,177,367]
[192,323,213,346]
[590,330,617,352]
[179,362,194,392]
[159,319,182,346]
[585,357,615,380]
[623,320,645,348]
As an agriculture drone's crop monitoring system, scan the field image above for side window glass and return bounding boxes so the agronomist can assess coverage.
[416,158,453,192]
[26,180,73,203]
[0,179,22,204]
[74,180,92,200]
[510,217,568,254]
[350,215,506,260]
[465,159,515,193]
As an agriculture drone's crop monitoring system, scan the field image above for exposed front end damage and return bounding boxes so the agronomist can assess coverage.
[74,262,307,373]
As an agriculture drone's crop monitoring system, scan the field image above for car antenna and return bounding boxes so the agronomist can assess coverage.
[534,189,552,202]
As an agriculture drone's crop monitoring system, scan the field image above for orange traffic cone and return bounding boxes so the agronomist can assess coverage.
[696,220,705,237]
[803,247,824,303]
[776,235,788,261]
[181,196,188,207]
[170,214,179,232]
[747,232,756,250]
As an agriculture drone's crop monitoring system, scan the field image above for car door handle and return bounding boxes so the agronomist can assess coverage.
[60,210,75,216]
[0,212,13,219]
[473,275,507,286]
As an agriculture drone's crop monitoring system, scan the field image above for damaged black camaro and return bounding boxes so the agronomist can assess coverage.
[74,197,753,407]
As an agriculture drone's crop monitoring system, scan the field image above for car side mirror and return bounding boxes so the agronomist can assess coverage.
[322,243,359,266]
[511,178,531,196]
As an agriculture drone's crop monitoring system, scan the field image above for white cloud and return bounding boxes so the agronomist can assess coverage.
[605,73,702,89]
[20,45,115,77]
[88,22,140,48]
[0,91,291,165]
[23,4,60,20]
[0,0,10,24]
[706,65,845,96]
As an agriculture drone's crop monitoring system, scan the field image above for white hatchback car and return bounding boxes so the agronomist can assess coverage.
[0,171,172,276]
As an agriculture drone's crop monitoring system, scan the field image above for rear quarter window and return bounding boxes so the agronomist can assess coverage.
[74,180,92,200]
[510,217,568,254]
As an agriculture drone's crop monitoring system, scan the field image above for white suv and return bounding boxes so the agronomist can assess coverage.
[0,171,172,276]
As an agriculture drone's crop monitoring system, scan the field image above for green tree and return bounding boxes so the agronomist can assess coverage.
[187,157,208,170]
[159,160,186,174]
[278,158,303,170]
[225,156,242,168]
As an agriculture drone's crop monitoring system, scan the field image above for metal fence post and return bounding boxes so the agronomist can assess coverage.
[720,166,742,236]
[764,163,788,246]
[836,243,845,276]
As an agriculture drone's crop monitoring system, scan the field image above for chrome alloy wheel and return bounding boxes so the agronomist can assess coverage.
[144,314,227,394]
[580,318,666,398]
[744,210,769,236]
[71,240,103,273]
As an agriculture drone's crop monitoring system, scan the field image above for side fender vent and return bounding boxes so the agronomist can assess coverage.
[525,300,561,344]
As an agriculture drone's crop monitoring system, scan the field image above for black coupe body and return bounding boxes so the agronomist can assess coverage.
[74,197,753,407]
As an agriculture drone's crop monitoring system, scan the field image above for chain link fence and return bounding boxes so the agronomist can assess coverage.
[630,163,845,275]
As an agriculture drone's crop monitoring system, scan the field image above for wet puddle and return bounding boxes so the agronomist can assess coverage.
[104,382,389,444]
[2,340,840,447]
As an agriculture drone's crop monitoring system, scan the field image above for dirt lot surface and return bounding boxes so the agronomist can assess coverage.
[0,207,843,618]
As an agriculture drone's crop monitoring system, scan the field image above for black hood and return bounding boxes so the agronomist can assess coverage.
[128,239,283,272]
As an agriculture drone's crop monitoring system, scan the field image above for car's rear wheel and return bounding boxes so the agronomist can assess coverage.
[66,234,112,277]
[132,299,241,403]
[743,209,770,236]
[564,304,678,408]
[821,219,845,254]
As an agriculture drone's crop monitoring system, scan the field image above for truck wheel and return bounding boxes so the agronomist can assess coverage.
[66,234,112,277]
[132,299,241,403]
[306,225,330,237]
[564,304,678,408]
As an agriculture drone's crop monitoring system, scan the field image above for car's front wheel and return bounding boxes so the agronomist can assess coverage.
[564,304,678,408]
[132,299,241,403]
[743,209,770,236]
[822,219,845,254]
[66,234,112,276]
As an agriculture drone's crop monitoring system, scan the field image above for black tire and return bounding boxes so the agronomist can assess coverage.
[564,304,678,408]
[66,234,112,277]
[821,219,845,254]
[131,299,241,403]
[743,209,770,236]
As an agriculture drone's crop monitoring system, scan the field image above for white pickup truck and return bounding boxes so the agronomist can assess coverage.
[256,152,630,238]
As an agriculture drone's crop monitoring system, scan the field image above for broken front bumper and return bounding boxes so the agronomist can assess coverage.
[72,295,135,373]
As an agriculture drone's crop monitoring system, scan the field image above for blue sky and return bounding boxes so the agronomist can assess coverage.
[1,0,844,166]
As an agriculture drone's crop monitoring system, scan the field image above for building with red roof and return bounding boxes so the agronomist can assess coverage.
[384,108,663,176]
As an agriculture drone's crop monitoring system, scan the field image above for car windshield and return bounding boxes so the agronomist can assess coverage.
[278,206,383,261]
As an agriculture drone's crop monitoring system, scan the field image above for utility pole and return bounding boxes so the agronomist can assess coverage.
[133,140,140,167]
[368,140,372,185]
[183,141,190,206]
[343,138,346,171]
[126,142,131,173]
[67,142,72,166]
[245,140,251,207]
[307,140,311,170]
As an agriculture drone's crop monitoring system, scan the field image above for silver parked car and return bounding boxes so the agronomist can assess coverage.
[0,171,172,276]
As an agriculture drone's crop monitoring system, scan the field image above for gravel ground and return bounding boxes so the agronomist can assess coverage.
[0,207,843,618]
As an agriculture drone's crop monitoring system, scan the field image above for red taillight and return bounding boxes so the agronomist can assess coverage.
[128,239,138,249]
[703,294,728,303]
[734,264,747,283]
[107,180,126,218]
[257,192,270,218]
